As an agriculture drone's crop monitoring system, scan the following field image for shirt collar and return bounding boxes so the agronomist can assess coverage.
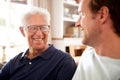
[20,44,57,60]
[40,44,57,59]
[20,49,29,59]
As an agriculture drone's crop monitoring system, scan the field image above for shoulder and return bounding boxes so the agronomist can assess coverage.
[0,52,24,73]
[49,44,71,58]
[47,44,76,65]
[6,52,23,66]
[82,46,96,56]
[79,46,96,63]
[55,49,72,59]
[55,49,76,65]
[11,52,23,61]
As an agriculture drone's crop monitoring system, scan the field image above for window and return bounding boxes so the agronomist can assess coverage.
[0,0,28,62]
[0,0,50,63]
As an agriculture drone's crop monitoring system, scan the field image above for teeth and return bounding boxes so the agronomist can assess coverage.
[33,38,42,41]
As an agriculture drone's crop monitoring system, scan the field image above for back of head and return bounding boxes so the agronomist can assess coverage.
[21,7,50,27]
[89,0,120,36]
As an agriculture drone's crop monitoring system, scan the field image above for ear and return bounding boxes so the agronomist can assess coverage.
[19,26,25,37]
[98,6,109,24]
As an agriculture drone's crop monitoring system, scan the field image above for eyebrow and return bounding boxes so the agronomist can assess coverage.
[27,25,49,27]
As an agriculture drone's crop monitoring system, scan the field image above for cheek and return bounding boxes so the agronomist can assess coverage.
[82,20,95,37]
[26,33,32,44]
[87,22,101,38]
[44,31,49,36]
[44,33,49,41]
[81,16,89,28]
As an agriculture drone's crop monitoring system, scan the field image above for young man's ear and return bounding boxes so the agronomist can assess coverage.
[19,26,25,37]
[98,6,109,24]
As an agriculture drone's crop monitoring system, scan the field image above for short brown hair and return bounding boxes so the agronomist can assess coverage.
[89,0,120,36]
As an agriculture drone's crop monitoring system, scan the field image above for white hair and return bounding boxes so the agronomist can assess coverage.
[21,7,50,26]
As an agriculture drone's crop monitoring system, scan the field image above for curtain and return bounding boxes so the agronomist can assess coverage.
[29,0,48,9]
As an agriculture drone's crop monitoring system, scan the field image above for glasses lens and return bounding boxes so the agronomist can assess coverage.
[40,25,49,31]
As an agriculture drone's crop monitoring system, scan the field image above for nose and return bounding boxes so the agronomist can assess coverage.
[75,17,81,27]
[35,28,43,35]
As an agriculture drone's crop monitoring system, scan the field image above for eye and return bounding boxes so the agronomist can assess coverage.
[32,26,37,30]
[40,26,49,31]
[27,26,38,32]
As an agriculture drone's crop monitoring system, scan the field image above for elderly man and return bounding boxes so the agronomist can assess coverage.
[0,7,76,80]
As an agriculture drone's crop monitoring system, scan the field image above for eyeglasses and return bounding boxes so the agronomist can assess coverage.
[26,25,50,33]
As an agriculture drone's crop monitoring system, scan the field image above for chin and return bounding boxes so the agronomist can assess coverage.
[33,45,43,49]
[82,38,88,45]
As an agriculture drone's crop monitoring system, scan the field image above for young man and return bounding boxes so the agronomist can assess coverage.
[72,0,120,80]
[0,7,76,80]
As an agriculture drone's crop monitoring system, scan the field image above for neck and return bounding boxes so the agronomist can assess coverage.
[27,45,49,59]
[94,35,120,59]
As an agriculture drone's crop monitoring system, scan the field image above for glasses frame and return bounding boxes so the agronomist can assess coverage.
[26,25,50,33]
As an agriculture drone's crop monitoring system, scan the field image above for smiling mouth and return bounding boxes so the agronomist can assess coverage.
[80,27,84,31]
[33,38,43,41]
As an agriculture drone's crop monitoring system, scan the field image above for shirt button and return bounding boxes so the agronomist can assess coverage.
[29,62,32,64]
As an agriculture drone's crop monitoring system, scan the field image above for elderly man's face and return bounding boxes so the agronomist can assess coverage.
[23,14,50,51]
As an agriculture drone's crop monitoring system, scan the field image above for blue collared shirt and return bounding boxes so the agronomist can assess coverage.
[0,44,76,80]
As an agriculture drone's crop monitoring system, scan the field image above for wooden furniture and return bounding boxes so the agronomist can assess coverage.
[69,45,86,65]
[69,45,86,57]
